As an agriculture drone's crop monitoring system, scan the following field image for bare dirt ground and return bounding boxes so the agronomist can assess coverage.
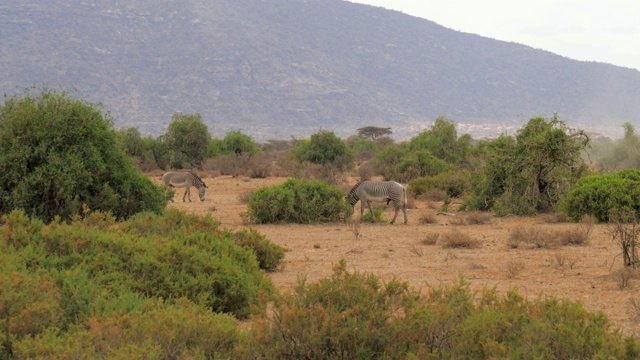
[150,173,640,338]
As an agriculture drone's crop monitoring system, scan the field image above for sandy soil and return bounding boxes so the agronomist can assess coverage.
[150,173,640,338]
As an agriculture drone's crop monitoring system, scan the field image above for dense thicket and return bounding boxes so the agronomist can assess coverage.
[0,88,169,222]
[466,116,589,215]
[244,261,639,359]
[0,209,281,357]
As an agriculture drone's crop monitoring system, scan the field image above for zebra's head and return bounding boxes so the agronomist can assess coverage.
[198,184,207,202]
[345,181,362,206]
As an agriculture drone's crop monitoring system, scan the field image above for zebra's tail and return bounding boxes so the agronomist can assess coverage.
[403,184,408,207]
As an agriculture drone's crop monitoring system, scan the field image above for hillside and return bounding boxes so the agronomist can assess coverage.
[2,0,640,140]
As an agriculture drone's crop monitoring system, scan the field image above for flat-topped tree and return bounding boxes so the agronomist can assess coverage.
[357,126,392,140]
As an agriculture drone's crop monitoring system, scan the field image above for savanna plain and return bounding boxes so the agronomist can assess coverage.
[150,172,640,338]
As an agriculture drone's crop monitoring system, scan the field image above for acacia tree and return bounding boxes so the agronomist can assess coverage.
[357,126,392,140]
[163,113,211,169]
[0,87,169,222]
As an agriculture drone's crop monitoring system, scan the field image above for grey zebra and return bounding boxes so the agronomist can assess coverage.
[345,180,408,224]
[162,171,208,202]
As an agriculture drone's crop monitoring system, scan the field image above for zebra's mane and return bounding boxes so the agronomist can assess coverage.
[189,171,206,185]
[348,179,365,193]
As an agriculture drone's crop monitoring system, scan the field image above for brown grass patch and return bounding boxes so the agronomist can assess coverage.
[419,213,437,225]
[509,226,559,249]
[464,211,493,225]
[441,229,481,248]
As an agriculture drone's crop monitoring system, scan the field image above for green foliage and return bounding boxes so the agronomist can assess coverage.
[222,129,260,156]
[0,207,283,358]
[596,123,640,172]
[117,127,145,158]
[396,149,451,182]
[0,87,169,222]
[408,117,472,164]
[245,263,638,359]
[466,116,589,215]
[294,130,354,166]
[357,126,392,140]
[232,228,285,272]
[374,142,408,181]
[163,112,212,168]
[360,207,386,223]
[12,299,241,359]
[409,170,470,199]
[247,178,350,224]
[562,169,640,222]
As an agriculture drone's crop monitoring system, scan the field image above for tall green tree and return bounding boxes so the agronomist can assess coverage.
[163,113,211,168]
[0,87,169,222]
[466,116,589,215]
[222,130,260,156]
[294,130,354,166]
[409,117,472,164]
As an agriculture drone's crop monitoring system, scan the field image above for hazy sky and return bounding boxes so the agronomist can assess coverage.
[349,0,640,71]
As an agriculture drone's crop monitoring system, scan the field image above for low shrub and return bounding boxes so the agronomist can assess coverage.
[441,229,481,248]
[243,264,639,359]
[360,207,386,223]
[0,209,277,358]
[232,228,285,271]
[464,211,493,225]
[563,169,640,222]
[509,226,559,249]
[247,178,350,224]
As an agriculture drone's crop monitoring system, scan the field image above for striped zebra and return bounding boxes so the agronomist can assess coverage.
[345,180,408,224]
[162,171,208,202]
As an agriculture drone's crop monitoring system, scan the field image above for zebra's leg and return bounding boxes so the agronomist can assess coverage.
[183,184,191,202]
[359,201,366,223]
[390,206,399,224]
[402,204,408,224]
[366,200,376,223]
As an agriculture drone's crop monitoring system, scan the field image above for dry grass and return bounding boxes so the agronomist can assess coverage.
[350,221,362,240]
[449,216,467,226]
[539,212,572,224]
[421,233,440,246]
[629,297,640,323]
[464,211,493,225]
[558,215,595,246]
[617,268,639,289]
[441,229,481,249]
[419,213,437,225]
[509,226,559,249]
[407,244,425,256]
[506,260,525,278]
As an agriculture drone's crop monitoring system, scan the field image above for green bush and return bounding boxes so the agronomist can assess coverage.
[563,169,640,222]
[12,299,240,359]
[232,228,285,271]
[244,263,639,359]
[0,87,170,222]
[409,170,470,199]
[357,207,386,223]
[247,178,350,224]
[294,130,354,166]
[0,208,277,358]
